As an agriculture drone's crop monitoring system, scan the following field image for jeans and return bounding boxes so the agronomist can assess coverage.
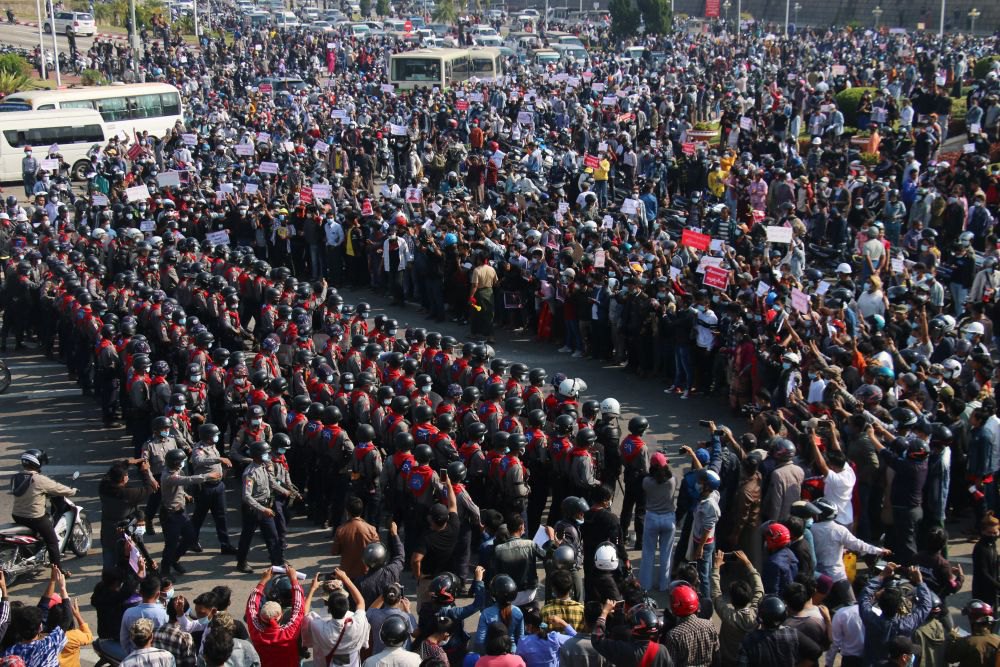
[639,511,676,591]
[949,283,969,316]
[594,180,608,208]
[564,319,582,352]
[696,541,715,599]
[308,244,324,279]
[674,345,693,390]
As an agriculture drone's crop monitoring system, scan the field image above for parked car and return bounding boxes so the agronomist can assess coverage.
[44,10,95,35]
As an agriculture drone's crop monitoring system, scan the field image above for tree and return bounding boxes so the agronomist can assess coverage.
[359,0,371,17]
[609,0,640,39]
[637,0,671,34]
[376,0,389,16]
[432,0,459,26]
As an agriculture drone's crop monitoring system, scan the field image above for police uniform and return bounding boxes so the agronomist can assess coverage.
[141,433,177,533]
[159,466,215,574]
[190,439,234,553]
[237,460,289,567]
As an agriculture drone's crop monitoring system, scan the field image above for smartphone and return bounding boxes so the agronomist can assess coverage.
[698,420,710,427]
[439,468,448,479]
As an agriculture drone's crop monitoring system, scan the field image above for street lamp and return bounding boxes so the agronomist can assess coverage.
[872,5,882,28]
[968,7,980,33]
[723,0,731,25]
[793,2,800,25]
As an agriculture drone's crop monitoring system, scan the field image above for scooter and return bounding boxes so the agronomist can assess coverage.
[0,472,91,585]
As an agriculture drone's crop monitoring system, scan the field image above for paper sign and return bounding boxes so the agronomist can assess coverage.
[791,288,810,314]
[390,124,407,136]
[256,132,271,143]
[182,133,197,146]
[157,171,181,187]
[621,198,639,215]
[963,143,977,154]
[40,158,60,172]
[592,82,605,92]
[756,281,771,297]
[381,83,394,93]
[831,64,846,76]
[558,202,569,214]
[456,99,469,111]
[312,184,332,200]
[697,256,724,273]
[583,154,600,169]
[970,123,981,134]
[602,96,618,106]
[206,230,231,246]
[817,280,831,295]
[710,239,725,253]
[532,525,549,549]
[332,109,347,120]
[282,141,295,153]
[259,162,279,174]
[891,257,905,273]
[129,544,141,573]
[681,142,696,156]
[766,225,793,243]
[594,249,605,268]
[669,266,681,280]
[140,220,156,232]
[681,229,711,251]
[126,184,150,202]
[314,140,329,153]
[739,116,753,130]
[218,182,234,194]
[602,215,614,229]
[361,199,373,216]
[405,187,422,203]
[598,141,608,152]
[91,193,109,206]
[258,82,272,94]
[47,143,59,154]
[703,265,729,289]
[469,92,483,102]
[517,111,533,125]
[235,143,255,156]
[244,183,259,195]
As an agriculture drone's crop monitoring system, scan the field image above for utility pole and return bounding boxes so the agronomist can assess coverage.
[194,0,200,42]
[129,0,139,73]
[938,0,945,38]
[46,0,60,86]
[35,0,46,79]
[784,0,789,34]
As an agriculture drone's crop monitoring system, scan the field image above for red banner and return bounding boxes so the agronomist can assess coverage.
[456,99,469,111]
[617,112,634,123]
[703,266,729,289]
[299,187,313,204]
[583,154,600,169]
[705,0,720,17]
[681,229,711,252]
[404,20,412,32]
[681,142,696,156]
[127,142,143,161]
[361,199,373,216]
[259,83,272,94]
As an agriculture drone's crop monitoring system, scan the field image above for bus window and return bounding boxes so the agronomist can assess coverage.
[38,104,55,110]
[62,100,96,110]
[132,94,163,119]
[160,92,181,116]
[3,124,104,148]
[453,55,469,77]
[392,57,442,82]
[97,97,128,121]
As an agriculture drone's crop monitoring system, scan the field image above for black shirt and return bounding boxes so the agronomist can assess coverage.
[416,512,460,576]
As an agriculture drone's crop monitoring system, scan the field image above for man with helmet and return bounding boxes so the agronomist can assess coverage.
[350,423,383,525]
[141,415,179,536]
[411,475,461,605]
[663,582,720,666]
[9,449,78,574]
[0,259,38,352]
[160,448,222,577]
[873,432,929,565]
[95,323,122,428]
[236,441,292,574]
[582,485,627,601]
[761,522,798,595]
[591,599,672,667]
[317,406,355,531]
[189,423,237,556]
[858,562,933,665]
[738,595,823,666]
[945,600,1000,664]
[546,413,576,526]
[363,612,421,667]
[811,496,890,607]
[568,428,601,498]
[760,438,804,525]
[620,416,651,548]
[404,443,443,551]
[491,513,550,606]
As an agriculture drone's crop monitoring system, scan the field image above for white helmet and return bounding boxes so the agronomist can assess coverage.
[600,398,621,416]
[836,262,852,275]
[559,378,587,398]
[940,315,957,333]
[782,352,801,365]
[561,268,576,281]
[594,542,619,571]
[607,278,619,291]
[963,321,985,336]
[942,358,962,379]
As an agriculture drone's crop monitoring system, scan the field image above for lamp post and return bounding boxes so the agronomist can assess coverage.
[793,1,800,25]
[968,7,980,33]
[784,0,789,34]
[46,0,60,86]
[34,0,46,79]
[723,0,731,26]
[939,0,945,38]
[872,5,882,28]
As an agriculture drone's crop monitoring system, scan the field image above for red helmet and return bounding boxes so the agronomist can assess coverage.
[964,600,995,624]
[764,522,791,551]
[669,584,700,617]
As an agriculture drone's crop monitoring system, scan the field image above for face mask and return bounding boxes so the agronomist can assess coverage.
[235,378,246,385]
[696,304,705,312]
[344,384,353,391]
[133,525,146,537]
[421,385,432,394]
[808,372,816,380]
[966,332,977,341]
[159,430,170,438]
[382,399,391,406]
[920,244,929,252]
[574,518,583,525]
[783,362,792,370]
[190,375,201,383]
[277,448,287,455]
[164,588,175,601]
[657,291,667,299]
[261,453,271,462]
[854,204,863,210]
[863,283,871,291]
[211,435,220,444]
[251,419,262,427]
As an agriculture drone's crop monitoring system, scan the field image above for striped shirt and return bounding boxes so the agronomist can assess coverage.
[3,627,67,667]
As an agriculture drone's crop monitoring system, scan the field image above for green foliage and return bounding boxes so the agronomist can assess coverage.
[80,69,107,86]
[637,0,670,34]
[91,0,163,28]
[0,53,31,79]
[0,71,31,96]
[376,0,389,15]
[834,87,876,126]
[175,14,195,34]
[609,0,640,39]
[432,0,458,25]
[974,56,999,81]
[860,152,880,166]
[359,0,371,17]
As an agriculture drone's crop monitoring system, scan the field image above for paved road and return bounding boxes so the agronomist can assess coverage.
[0,287,980,664]
[0,22,119,56]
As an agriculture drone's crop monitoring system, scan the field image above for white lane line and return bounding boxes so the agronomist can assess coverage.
[0,388,81,399]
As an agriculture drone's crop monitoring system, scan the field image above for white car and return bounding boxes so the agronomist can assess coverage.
[44,10,95,36]
[300,5,321,19]
[519,8,540,17]
[309,19,334,31]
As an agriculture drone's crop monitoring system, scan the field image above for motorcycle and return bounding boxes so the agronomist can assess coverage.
[0,472,91,585]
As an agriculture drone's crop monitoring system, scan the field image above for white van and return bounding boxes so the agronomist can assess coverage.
[0,109,106,182]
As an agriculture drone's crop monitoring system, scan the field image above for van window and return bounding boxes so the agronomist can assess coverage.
[3,123,105,148]
[132,94,163,119]
[97,97,128,121]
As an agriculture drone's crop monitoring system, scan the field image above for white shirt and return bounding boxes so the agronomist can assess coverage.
[362,646,422,667]
[324,220,345,247]
[811,520,881,582]
[695,309,718,350]
[824,465,856,526]
[826,603,864,666]
[303,610,371,667]
[806,377,827,404]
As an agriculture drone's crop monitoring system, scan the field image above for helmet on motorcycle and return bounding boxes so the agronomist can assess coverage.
[429,572,458,604]
[963,600,995,624]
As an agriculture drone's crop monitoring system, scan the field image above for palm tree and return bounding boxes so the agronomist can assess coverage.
[432,0,459,28]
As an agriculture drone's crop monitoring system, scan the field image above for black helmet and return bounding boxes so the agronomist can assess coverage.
[20,449,48,470]
[466,422,488,441]
[555,414,575,435]
[249,441,271,458]
[561,495,589,519]
[436,412,455,433]
[510,363,529,380]
[629,608,661,639]
[528,409,546,428]
[528,368,547,385]
[471,344,488,362]
[376,386,396,405]
[552,544,576,569]
[414,444,434,465]
[576,428,597,447]
[390,395,411,414]
[461,387,480,404]
[492,431,510,452]
[357,424,376,443]
[581,400,601,419]
[324,406,343,425]
[628,416,649,435]
[490,574,517,605]
[152,415,172,432]
[758,595,788,628]
[447,460,467,482]
[770,438,796,461]
[198,423,220,441]
[165,448,187,469]
[485,383,505,400]
[361,542,388,570]
[394,432,415,452]
[429,572,458,603]
[814,497,838,522]
[490,358,509,375]
[505,396,525,414]
[272,433,291,451]
[414,404,434,423]
[379,614,409,647]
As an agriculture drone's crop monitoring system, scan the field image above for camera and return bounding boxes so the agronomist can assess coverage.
[723,552,738,563]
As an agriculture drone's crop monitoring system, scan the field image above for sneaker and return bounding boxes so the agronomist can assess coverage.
[665,385,677,393]
[571,351,583,358]
[681,390,690,400]
[558,346,572,353]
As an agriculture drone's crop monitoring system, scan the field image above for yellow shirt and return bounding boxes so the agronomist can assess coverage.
[594,159,610,182]
[708,170,727,198]
[59,623,94,667]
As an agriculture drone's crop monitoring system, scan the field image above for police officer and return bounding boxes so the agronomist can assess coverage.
[317,405,354,530]
[21,147,38,198]
[160,448,221,577]
[620,416,651,548]
[189,423,237,556]
[597,398,623,495]
[94,323,121,428]
[236,441,291,574]
[568,428,601,501]
[141,416,178,536]
[349,423,383,525]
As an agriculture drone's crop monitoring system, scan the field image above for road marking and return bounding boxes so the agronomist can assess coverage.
[0,388,80,399]
[0,465,108,477]
[3,363,68,372]
[1,422,105,433]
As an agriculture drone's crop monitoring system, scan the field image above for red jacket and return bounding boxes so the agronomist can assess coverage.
[245,579,305,666]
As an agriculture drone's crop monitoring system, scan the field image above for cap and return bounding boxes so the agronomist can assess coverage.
[429,503,449,522]
[815,574,834,595]
[650,452,668,468]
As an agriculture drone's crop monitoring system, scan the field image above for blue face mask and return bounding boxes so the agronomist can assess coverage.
[261,453,271,462]
[783,362,792,370]
[277,448,287,455]
[159,430,170,438]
